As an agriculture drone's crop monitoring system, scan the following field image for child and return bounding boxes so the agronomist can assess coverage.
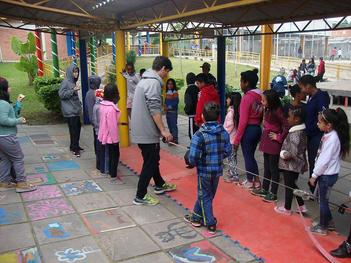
[309,108,350,235]
[252,89,289,202]
[165,78,179,144]
[122,62,140,118]
[223,92,241,183]
[274,108,308,215]
[97,84,121,182]
[283,84,306,117]
[184,102,232,234]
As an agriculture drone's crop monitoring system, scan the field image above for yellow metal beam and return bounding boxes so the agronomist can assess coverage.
[115,31,129,147]
[126,32,130,51]
[120,0,267,30]
[260,24,273,90]
[160,33,169,103]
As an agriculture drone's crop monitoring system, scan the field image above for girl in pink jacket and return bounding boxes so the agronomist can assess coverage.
[98,84,121,181]
[224,92,241,183]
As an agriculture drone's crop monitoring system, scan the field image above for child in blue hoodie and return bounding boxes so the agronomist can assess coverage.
[184,102,232,234]
[165,78,179,144]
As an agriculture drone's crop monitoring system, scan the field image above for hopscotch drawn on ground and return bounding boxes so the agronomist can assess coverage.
[26,173,57,186]
[42,154,61,161]
[55,247,101,263]
[60,181,102,196]
[43,222,70,239]
[26,198,75,221]
[47,161,80,172]
[0,247,41,263]
[25,165,48,175]
[155,222,198,243]
[21,185,62,202]
[0,207,24,225]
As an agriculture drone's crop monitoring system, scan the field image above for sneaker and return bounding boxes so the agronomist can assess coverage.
[263,193,278,203]
[0,182,17,189]
[154,183,176,195]
[274,205,292,216]
[78,147,85,151]
[310,224,328,236]
[240,180,254,189]
[186,165,195,169]
[207,225,217,235]
[16,182,37,193]
[73,151,81,157]
[251,188,269,197]
[312,220,336,231]
[330,241,351,258]
[295,205,308,213]
[253,180,261,189]
[133,194,159,206]
[183,214,202,227]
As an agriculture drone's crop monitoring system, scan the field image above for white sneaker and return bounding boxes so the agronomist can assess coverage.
[240,180,254,189]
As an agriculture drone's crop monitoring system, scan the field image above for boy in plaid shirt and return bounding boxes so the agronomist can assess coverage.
[184,102,232,234]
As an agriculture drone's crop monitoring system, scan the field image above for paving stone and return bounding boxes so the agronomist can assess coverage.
[26,198,75,221]
[0,247,41,263]
[24,163,48,175]
[158,195,188,217]
[142,219,203,249]
[75,159,97,169]
[210,236,258,263]
[108,188,136,206]
[122,252,173,263]
[36,147,68,155]
[96,227,160,261]
[52,169,90,183]
[69,192,116,212]
[82,208,136,234]
[94,177,135,192]
[21,185,62,202]
[122,204,177,225]
[78,151,96,160]
[117,165,138,176]
[0,203,27,225]
[333,178,351,195]
[26,173,57,186]
[32,214,89,244]
[0,223,35,253]
[0,190,21,204]
[60,180,103,196]
[47,160,80,172]
[40,236,109,263]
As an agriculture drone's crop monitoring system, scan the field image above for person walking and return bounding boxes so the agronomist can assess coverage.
[131,56,176,206]
[316,57,325,82]
[184,72,199,139]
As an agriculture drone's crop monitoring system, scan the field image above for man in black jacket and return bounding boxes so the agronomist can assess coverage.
[184,72,199,139]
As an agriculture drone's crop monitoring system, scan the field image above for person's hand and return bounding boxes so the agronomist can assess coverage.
[309,177,316,187]
[161,129,173,143]
[74,86,80,91]
[19,117,26,124]
[269,132,278,141]
[233,144,239,152]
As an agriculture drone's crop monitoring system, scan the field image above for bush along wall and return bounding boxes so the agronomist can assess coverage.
[34,76,63,114]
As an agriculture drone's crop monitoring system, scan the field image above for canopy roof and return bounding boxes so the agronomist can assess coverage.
[1,0,351,37]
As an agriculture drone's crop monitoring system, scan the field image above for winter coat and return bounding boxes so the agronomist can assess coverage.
[98,100,120,145]
[223,106,237,144]
[85,75,101,123]
[184,84,199,116]
[58,64,82,118]
[195,84,219,126]
[279,124,308,174]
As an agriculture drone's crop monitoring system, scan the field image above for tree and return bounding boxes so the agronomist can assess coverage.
[11,32,38,85]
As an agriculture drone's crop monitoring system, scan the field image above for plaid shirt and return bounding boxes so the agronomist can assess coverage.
[189,121,232,178]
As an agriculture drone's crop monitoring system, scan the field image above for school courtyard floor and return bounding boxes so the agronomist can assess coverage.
[1,115,351,263]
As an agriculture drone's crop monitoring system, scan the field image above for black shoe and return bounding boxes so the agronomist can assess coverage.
[207,225,216,234]
[73,151,80,157]
[330,241,351,258]
[186,165,195,169]
[78,147,84,151]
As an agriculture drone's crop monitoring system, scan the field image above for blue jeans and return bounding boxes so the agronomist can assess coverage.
[192,175,219,226]
[318,174,338,228]
[241,125,261,181]
[307,134,323,192]
[166,111,178,143]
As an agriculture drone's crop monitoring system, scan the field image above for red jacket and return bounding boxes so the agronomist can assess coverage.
[318,60,325,75]
[195,84,219,126]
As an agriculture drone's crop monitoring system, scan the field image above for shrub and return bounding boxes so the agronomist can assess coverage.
[33,76,63,93]
[225,84,242,95]
[174,78,184,90]
[107,62,116,84]
[37,83,61,114]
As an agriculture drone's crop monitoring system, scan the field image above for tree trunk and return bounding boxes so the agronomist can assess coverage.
[28,73,34,86]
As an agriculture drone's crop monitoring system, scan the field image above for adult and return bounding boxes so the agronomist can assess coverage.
[299,59,307,75]
[306,57,316,76]
[200,62,217,89]
[299,75,330,193]
[131,56,176,206]
[330,47,337,61]
[338,48,343,60]
[316,57,325,82]
[59,64,83,157]
[0,77,36,193]
[233,69,263,189]
[194,73,219,127]
[184,72,199,139]
[122,62,140,118]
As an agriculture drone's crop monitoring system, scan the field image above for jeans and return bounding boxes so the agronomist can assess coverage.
[283,170,304,210]
[66,116,81,152]
[136,143,165,199]
[192,175,219,226]
[166,111,178,143]
[96,140,108,173]
[241,125,261,181]
[228,148,238,177]
[262,153,280,195]
[188,116,199,139]
[318,174,338,228]
[107,143,119,178]
[307,134,322,193]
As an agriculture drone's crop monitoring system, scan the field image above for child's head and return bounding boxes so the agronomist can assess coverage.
[226,92,241,107]
[186,72,196,85]
[166,78,177,91]
[318,108,350,158]
[299,75,316,96]
[262,89,281,111]
[125,62,135,75]
[289,84,306,102]
[202,102,220,122]
[103,84,120,104]
[139,68,146,77]
[240,68,259,93]
[195,73,209,89]
[287,108,305,127]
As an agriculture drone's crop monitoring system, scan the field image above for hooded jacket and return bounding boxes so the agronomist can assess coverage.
[98,100,120,145]
[184,84,199,116]
[131,69,163,144]
[195,84,219,126]
[85,75,101,123]
[58,64,82,118]
[189,121,232,178]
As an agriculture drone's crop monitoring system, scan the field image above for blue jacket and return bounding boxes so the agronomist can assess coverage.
[189,121,231,177]
[305,89,330,138]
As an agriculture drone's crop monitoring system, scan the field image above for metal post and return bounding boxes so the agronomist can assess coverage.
[89,36,97,75]
[79,37,89,125]
[260,25,273,90]
[217,36,226,123]
[50,28,60,77]
[112,32,116,63]
[34,30,44,76]
[160,35,169,103]
[127,32,131,51]
[116,31,129,147]
[71,32,77,65]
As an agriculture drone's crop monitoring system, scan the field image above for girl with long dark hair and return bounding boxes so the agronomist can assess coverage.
[165,78,179,144]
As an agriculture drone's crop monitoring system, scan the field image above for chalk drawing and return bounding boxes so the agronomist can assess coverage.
[26,198,75,221]
[42,155,60,161]
[20,247,41,263]
[47,161,80,172]
[155,222,197,242]
[0,207,23,225]
[60,180,102,196]
[21,185,62,202]
[43,222,70,239]
[55,247,100,263]
[26,173,56,186]
[170,247,216,262]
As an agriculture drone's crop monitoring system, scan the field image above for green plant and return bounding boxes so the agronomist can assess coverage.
[174,78,184,90]
[126,50,136,65]
[107,62,116,84]
[225,84,242,95]
[11,32,38,85]
[37,83,61,114]
[33,76,63,93]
